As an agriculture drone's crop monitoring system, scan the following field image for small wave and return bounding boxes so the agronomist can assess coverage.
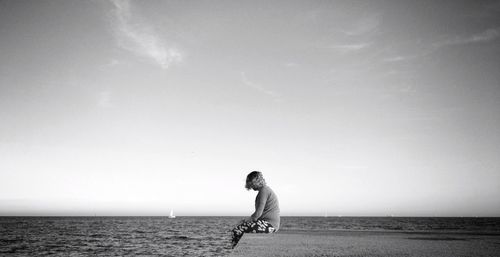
[0,238,23,244]
[89,234,106,238]
[163,235,204,241]
[407,236,467,241]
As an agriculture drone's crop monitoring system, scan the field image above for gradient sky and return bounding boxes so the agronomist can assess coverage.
[1,0,500,216]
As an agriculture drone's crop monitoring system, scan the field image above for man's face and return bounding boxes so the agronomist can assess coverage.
[245,179,254,190]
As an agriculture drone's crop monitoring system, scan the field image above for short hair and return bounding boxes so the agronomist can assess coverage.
[245,171,266,190]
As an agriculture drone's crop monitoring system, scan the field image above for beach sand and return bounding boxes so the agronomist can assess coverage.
[229,230,500,257]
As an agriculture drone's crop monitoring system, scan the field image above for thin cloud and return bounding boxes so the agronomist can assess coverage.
[340,15,381,36]
[284,62,300,68]
[382,52,428,63]
[240,72,281,101]
[97,91,114,108]
[109,0,182,69]
[103,58,122,68]
[382,56,409,63]
[327,42,371,54]
[108,59,121,67]
[434,28,500,47]
[383,28,500,63]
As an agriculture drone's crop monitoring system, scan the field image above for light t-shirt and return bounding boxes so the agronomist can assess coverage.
[255,185,280,230]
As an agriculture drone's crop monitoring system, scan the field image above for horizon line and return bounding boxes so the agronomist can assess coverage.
[1,215,498,218]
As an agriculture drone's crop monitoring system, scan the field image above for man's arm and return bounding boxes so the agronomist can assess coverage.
[250,188,269,221]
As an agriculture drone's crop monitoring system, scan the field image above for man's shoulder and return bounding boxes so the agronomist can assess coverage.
[261,186,274,195]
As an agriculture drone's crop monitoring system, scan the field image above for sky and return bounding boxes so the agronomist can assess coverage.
[1,0,500,216]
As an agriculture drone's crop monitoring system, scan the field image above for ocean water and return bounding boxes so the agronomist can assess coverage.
[1,216,499,256]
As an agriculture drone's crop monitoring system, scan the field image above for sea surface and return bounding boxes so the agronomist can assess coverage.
[1,216,499,256]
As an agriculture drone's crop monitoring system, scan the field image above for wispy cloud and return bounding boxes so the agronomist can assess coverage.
[100,58,122,69]
[240,72,281,101]
[382,52,428,63]
[340,15,381,36]
[383,28,500,63]
[382,56,409,63]
[97,91,114,108]
[108,59,121,67]
[109,0,182,69]
[434,28,500,47]
[327,42,372,54]
[284,62,300,68]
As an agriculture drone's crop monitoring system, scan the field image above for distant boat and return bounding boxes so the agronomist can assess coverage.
[168,210,176,219]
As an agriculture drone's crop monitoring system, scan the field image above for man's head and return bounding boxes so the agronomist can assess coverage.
[245,171,266,191]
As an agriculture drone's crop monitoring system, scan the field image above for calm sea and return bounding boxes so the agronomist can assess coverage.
[1,216,499,256]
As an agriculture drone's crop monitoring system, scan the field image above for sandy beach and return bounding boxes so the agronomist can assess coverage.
[230,230,500,257]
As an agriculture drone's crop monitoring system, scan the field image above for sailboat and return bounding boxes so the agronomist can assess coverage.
[168,209,176,219]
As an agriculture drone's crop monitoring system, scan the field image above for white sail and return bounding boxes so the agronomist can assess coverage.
[168,209,176,218]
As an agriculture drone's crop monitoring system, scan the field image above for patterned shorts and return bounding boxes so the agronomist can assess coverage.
[231,219,275,248]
